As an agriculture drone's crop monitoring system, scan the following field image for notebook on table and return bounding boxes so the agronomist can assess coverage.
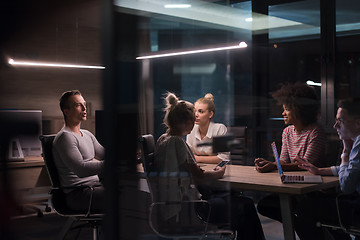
[271,142,322,184]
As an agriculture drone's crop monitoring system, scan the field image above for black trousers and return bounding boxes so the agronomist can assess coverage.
[196,191,265,240]
[257,193,301,223]
[65,182,104,212]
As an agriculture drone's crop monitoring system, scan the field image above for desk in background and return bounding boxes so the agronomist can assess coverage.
[203,164,339,240]
[7,156,51,213]
[7,156,50,189]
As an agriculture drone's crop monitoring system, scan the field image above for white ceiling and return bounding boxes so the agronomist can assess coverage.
[114,0,360,40]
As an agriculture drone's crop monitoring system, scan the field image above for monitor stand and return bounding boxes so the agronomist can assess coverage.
[8,138,24,161]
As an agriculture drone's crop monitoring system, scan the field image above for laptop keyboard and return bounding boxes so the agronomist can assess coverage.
[286,175,305,182]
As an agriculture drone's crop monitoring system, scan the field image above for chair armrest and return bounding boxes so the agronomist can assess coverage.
[335,193,347,230]
[149,199,211,238]
[51,185,99,217]
[335,192,360,231]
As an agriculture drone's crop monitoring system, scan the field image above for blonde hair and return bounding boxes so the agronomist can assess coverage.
[195,93,215,116]
[163,92,195,132]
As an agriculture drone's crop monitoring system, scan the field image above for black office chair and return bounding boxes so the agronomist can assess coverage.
[227,126,247,165]
[139,134,236,239]
[138,134,156,173]
[39,135,103,240]
[317,193,360,238]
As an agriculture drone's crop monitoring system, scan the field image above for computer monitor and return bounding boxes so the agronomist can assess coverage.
[0,110,42,161]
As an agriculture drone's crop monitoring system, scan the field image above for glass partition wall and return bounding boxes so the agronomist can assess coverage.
[111,0,325,162]
[101,0,360,239]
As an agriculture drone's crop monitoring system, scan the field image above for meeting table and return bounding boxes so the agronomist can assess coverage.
[202,164,339,240]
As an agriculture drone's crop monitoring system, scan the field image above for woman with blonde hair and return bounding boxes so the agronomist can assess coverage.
[154,92,265,240]
[186,93,229,164]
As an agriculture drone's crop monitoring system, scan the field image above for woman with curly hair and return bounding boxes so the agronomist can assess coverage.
[255,81,326,173]
[254,81,326,223]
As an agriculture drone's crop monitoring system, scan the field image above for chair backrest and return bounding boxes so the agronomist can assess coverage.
[139,134,155,173]
[227,126,247,165]
[40,134,71,214]
[40,134,103,216]
[39,135,60,188]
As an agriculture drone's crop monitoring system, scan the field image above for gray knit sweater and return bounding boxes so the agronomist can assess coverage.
[53,127,105,190]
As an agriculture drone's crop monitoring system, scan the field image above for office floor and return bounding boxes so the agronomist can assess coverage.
[6,181,301,240]
[9,207,99,240]
[8,205,292,240]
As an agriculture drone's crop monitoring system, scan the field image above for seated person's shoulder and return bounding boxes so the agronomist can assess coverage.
[307,124,326,139]
[54,129,76,146]
[283,125,294,133]
[158,134,186,148]
[211,122,227,134]
[218,123,227,130]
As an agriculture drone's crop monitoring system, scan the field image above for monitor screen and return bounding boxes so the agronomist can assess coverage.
[0,110,42,161]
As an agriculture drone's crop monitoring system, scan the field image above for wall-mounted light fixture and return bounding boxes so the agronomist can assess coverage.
[8,58,105,69]
[136,41,247,60]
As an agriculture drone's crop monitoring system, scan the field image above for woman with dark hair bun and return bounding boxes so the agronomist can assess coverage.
[154,92,265,240]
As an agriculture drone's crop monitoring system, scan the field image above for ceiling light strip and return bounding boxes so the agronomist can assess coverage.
[306,80,321,87]
[8,59,105,69]
[136,42,247,60]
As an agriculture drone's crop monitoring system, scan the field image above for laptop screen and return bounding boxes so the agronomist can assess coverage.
[271,142,283,176]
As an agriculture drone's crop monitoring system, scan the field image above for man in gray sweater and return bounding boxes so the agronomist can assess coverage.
[53,90,105,211]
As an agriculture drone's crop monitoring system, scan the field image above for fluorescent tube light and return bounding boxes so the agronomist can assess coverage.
[269,118,284,121]
[164,4,191,8]
[136,41,247,60]
[8,59,105,69]
[306,80,321,87]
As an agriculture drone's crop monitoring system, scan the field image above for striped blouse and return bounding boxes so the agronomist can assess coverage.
[280,124,326,167]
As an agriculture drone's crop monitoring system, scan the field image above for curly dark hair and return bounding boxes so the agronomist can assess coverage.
[271,82,320,126]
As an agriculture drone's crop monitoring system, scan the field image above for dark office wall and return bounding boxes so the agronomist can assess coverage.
[0,0,103,134]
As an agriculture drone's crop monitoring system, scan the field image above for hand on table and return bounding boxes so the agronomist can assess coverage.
[254,158,276,173]
[197,164,205,173]
[213,165,226,172]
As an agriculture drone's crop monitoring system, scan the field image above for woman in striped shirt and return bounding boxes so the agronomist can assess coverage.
[255,82,326,223]
[255,81,326,173]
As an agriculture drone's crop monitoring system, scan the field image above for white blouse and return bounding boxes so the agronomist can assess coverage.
[186,122,230,160]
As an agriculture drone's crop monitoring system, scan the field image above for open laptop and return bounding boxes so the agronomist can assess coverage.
[271,142,322,184]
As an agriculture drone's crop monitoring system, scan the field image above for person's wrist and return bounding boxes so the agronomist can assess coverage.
[271,162,277,169]
[342,148,351,154]
[314,167,321,175]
